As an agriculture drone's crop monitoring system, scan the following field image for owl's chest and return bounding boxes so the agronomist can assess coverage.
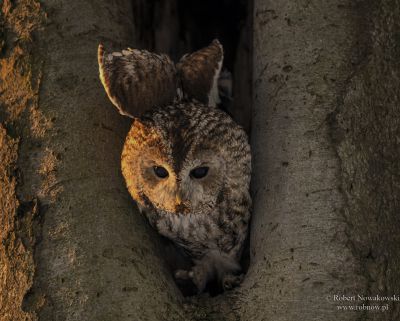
[147,209,225,255]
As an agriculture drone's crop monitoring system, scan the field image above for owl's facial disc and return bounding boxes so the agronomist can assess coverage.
[139,158,222,215]
[135,155,188,214]
[177,153,225,213]
[126,141,224,215]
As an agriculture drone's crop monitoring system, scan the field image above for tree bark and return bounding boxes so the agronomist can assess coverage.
[248,0,400,320]
[1,1,186,320]
[245,1,365,320]
[1,0,400,321]
[333,2,400,320]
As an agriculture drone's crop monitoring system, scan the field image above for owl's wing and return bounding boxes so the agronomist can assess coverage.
[177,39,223,107]
[98,44,178,118]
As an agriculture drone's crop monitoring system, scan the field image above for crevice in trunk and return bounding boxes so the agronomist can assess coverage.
[130,0,253,298]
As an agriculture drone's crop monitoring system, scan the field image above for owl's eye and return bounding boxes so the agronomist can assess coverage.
[190,166,209,179]
[153,166,169,178]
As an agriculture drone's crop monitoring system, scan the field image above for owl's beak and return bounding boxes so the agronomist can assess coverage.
[175,192,190,214]
[175,194,183,205]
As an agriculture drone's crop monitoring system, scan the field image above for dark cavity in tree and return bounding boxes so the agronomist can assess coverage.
[132,0,253,132]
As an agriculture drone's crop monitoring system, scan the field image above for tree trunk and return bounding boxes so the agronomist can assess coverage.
[1,0,400,321]
[1,1,185,320]
[332,2,400,320]
[249,0,400,320]
[250,0,366,319]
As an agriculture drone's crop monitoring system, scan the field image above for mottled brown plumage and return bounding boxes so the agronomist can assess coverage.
[98,40,251,293]
[98,44,177,118]
[177,39,223,106]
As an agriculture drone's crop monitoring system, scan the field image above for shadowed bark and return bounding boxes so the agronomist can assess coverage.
[248,0,400,320]
[245,1,366,320]
[332,1,400,320]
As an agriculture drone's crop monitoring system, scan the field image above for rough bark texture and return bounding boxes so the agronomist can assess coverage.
[1,1,186,320]
[249,0,400,320]
[0,1,45,320]
[249,0,367,320]
[33,1,189,319]
[1,0,400,320]
[333,1,400,320]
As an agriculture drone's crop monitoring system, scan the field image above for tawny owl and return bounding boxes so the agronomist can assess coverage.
[98,40,251,293]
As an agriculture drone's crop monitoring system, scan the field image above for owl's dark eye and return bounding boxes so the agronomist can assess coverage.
[190,166,209,179]
[153,166,169,178]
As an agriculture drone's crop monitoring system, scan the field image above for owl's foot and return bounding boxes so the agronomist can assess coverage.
[222,273,243,291]
[173,269,197,296]
[175,253,243,294]
[174,269,191,280]
[174,267,207,294]
[189,266,208,293]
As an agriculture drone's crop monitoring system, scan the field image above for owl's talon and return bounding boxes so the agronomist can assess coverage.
[174,269,191,280]
[222,274,243,291]
[189,266,208,293]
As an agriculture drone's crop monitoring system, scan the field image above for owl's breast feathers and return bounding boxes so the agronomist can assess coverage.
[141,189,251,260]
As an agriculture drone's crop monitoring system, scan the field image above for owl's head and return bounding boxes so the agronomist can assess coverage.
[98,40,250,215]
[120,103,250,215]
